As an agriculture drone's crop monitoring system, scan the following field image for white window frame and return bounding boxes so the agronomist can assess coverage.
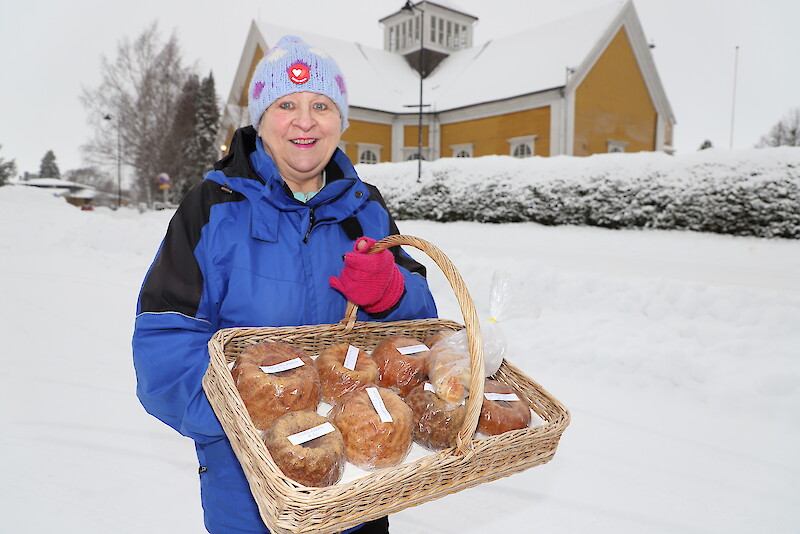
[507,135,537,158]
[450,143,474,158]
[357,143,382,164]
[403,146,428,161]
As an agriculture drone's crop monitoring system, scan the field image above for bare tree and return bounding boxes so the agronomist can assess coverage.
[81,22,189,206]
[757,107,800,147]
[64,166,115,192]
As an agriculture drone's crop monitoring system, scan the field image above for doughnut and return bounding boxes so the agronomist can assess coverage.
[405,383,469,451]
[315,343,379,404]
[230,342,321,431]
[477,379,531,435]
[262,411,346,487]
[371,336,430,397]
[329,386,413,470]
[427,330,471,404]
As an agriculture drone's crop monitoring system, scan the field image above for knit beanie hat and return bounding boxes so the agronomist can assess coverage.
[248,35,349,132]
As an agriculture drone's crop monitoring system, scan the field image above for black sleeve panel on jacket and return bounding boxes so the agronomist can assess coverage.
[364,183,427,279]
[139,180,245,316]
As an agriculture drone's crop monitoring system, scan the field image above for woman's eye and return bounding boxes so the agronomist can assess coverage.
[279,102,293,109]
[313,102,327,110]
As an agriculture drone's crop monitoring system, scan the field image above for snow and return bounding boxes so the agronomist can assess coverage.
[1,149,799,533]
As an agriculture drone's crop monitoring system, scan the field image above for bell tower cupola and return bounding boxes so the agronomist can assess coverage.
[379,1,478,78]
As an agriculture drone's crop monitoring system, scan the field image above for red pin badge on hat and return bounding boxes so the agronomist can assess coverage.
[288,62,310,84]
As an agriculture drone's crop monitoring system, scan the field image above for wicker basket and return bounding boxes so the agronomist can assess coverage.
[203,235,570,534]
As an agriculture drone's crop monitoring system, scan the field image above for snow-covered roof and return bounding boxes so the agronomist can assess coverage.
[12,177,97,191]
[253,1,628,114]
[426,1,625,109]
[378,0,478,23]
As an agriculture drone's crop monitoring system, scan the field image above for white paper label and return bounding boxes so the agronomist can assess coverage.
[287,422,336,446]
[484,392,521,402]
[366,387,393,423]
[343,345,360,370]
[397,344,429,355]
[260,357,304,374]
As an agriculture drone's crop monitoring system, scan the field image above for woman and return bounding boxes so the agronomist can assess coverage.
[132,35,438,533]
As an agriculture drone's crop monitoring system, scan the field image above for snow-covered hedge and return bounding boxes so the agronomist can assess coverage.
[356,147,800,238]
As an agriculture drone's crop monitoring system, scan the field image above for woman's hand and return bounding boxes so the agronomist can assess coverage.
[329,237,405,313]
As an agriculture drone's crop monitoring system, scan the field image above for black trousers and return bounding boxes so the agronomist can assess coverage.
[354,516,389,533]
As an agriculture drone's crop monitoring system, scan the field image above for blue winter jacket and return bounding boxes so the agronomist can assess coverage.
[132,126,438,533]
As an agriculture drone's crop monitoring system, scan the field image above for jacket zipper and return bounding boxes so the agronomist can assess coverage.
[303,208,316,243]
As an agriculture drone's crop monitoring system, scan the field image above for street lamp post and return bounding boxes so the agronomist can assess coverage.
[401,0,425,182]
[103,113,122,209]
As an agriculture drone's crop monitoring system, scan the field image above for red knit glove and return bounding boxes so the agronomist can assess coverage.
[330,237,405,313]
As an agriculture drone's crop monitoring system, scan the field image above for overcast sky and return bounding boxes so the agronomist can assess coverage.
[1,0,798,176]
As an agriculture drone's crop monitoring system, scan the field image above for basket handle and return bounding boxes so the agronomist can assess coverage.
[341,234,485,455]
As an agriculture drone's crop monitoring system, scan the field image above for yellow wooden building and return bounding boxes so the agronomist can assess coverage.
[218,0,675,163]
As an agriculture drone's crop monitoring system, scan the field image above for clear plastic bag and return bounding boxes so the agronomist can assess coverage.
[482,271,529,376]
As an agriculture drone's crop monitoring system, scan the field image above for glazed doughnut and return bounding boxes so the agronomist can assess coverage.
[230,342,321,431]
[405,383,469,451]
[315,343,379,404]
[329,386,413,470]
[477,379,531,435]
[371,336,430,397]
[427,330,471,404]
[262,411,346,487]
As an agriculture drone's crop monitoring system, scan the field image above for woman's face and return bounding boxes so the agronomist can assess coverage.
[258,92,342,193]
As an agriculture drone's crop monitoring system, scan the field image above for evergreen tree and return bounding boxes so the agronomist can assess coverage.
[39,150,60,178]
[190,73,220,180]
[161,73,200,199]
[170,70,220,202]
[0,145,17,186]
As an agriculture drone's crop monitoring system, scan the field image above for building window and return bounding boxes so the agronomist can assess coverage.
[357,143,382,164]
[438,18,444,44]
[607,139,628,153]
[430,16,436,42]
[512,144,532,158]
[446,21,453,47]
[450,143,473,158]
[360,150,378,164]
[407,152,425,161]
[507,135,537,158]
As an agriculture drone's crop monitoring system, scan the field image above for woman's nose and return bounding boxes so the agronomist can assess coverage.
[293,107,315,130]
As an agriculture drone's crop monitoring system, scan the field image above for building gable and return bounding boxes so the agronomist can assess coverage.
[573,27,656,155]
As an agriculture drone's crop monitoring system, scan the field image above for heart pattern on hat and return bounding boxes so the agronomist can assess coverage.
[289,63,310,84]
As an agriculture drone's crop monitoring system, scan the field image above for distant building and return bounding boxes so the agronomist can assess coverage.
[12,177,99,209]
[218,0,675,164]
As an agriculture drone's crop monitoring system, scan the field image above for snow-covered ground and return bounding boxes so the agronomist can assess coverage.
[1,168,799,533]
